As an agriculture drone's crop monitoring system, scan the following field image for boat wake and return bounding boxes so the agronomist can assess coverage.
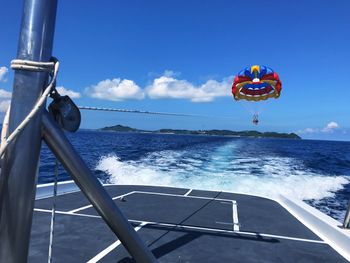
[95,141,349,221]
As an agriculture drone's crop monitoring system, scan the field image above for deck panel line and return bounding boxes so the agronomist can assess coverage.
[86,222,147,263]
[136,221,325,244]
[37,191,239,215]
[33,209,325,244]
[67,191,135,213]
[132,191,235,202]
[184,189,193,196]
[232,201,240,231]
[62,191,235,214]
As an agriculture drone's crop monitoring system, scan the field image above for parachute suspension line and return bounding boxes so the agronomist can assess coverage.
[0,58,59,158]
[239,101,255,116]
[253,99,269,116]
[237,101,259,125]
[48,159,59,263]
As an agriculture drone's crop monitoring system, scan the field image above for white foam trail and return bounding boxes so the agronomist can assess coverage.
[96,147,349,202]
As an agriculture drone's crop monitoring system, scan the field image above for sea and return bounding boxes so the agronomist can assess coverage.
[39,130,350,222]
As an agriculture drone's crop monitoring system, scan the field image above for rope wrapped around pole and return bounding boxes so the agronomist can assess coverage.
[0,58,59,158]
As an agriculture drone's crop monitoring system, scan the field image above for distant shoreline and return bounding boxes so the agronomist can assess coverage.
[100,124,301,139]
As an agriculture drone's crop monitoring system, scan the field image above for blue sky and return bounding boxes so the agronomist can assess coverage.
[1,0,350,140]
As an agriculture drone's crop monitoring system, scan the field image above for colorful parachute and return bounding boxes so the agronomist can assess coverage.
[232,65,282,101]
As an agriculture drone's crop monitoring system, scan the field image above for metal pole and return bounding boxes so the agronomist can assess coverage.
[343,201,350,229]
[0,0,57,262]
[42,111,157,262]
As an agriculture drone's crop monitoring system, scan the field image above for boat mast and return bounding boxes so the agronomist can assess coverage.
[0,0,156,262]
[0,0,57,261]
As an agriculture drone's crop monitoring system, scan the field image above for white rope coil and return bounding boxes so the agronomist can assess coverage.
[11,59,56,72]
[0,58,59,158]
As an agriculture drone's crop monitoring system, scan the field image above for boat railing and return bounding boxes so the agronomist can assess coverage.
[343,201,350,229]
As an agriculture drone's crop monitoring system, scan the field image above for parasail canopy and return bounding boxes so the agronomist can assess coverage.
[232,65,282,101]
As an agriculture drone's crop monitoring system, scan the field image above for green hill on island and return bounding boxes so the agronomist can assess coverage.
[100,125,301,139]
[101,124,139,132]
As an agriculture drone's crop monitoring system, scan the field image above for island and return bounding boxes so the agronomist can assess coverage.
[100,124,301,139]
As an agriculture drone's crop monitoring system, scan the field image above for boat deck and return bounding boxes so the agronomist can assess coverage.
[30,185,348,262]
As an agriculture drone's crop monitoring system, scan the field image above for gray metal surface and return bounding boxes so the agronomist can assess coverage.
[42,112,156,263]
[29,185,348,262]
[0,0,57,262]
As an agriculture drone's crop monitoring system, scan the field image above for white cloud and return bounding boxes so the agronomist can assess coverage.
[84,72,232,103]
[0,67,8,82]
[163,70,180,77]
[0,100,11,112]
[0,89,12,112]
[56,86,81,98]
[85,78,144,101]
[146,74,232,102]
[298,121,340,134]
[304,128,316,133]
[322,121,339,133]
[298,127,318,134]
[0,89,12,99]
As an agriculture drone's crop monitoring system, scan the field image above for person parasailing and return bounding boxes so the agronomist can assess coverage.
[252,114,259,125]
[231,65,282,125]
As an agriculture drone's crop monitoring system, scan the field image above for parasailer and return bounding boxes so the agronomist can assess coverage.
[252,114,259,125]
[232,65,282,125]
